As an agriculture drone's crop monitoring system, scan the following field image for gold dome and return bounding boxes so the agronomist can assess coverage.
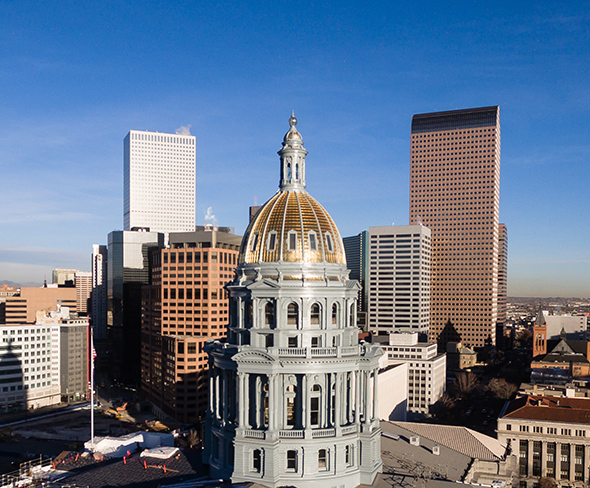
[239,190,346,265]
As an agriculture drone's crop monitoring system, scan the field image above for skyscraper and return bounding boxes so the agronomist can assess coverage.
[367,225,431,338]
[409,106,506,350]
[343,231,369,326]
[124,130,196,233]
[141,228,242,422]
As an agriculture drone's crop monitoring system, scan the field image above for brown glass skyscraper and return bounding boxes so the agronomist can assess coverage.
[409,106,506,350]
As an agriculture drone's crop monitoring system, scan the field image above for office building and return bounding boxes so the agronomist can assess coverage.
[498,395,590,486]
[204,114,384,487]
[367,225,431,337]
[75,271,92,315]
[380,332,446,413]
[343,231,369,328]
[107,230,164,383]
[409,106,506,349]
[141,229,241,422]
[91,244,108,340]
[0,305,89,411]
[52,269,78,285]
[3,286,77,324]
[124,130,196,233]
[497,223,508,328]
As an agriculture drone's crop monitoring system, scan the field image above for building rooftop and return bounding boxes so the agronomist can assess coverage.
[360,421,512,488]
[501,394,590,424]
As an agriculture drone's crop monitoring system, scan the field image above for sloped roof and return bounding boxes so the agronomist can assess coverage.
[391,421,506,461]
[502,395,590,425]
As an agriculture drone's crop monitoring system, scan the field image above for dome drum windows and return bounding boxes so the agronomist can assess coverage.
[287,230,298,251]
[325,232,334,253]
[267,231,277,252]
[250,232,259,253]
[308,231,318,251]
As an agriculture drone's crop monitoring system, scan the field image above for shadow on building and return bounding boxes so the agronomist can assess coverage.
[0,339,26,413]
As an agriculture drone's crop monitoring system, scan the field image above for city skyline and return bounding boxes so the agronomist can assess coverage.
[1,1,589,297]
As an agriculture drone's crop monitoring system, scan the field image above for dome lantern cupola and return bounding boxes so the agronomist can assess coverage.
[278,111,307,191]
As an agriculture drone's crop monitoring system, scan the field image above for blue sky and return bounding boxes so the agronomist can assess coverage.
[1,1,589,297]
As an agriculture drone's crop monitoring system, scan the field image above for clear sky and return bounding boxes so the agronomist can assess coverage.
[1,1,589,297]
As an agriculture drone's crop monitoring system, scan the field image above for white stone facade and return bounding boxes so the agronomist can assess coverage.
[124,130,196,233]
[204,114,383,488]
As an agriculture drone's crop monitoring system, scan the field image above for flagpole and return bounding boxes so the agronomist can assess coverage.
[90,328,95,450]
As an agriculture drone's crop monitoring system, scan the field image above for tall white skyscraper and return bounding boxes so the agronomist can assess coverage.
[124,130,196,233]
[367,225,431,337]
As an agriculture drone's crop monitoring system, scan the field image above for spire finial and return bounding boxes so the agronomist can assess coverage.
[278,111,307,191]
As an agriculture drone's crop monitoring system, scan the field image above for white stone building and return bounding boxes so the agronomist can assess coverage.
[124,129,196,233]
[204,114,384,488]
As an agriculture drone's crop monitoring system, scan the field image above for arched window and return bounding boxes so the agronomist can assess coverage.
[331,303,338,324]
[286,384,297,426]
[311,303,321,325]
[287,303,298,326]
[265,302,275,327]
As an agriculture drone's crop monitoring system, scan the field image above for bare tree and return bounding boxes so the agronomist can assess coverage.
[538,477,557,488]
[454,372,479,396]
[487,378,518,400]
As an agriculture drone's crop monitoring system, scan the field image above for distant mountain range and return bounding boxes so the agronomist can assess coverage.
[0,280,44,288]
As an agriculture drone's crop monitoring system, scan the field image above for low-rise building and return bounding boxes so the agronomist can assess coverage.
[378,332,446,413]
[498,394,590,486]
[446,341,477,370]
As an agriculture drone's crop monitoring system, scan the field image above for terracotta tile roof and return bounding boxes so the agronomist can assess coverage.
[502,395,590,425]
[391,421,506,461]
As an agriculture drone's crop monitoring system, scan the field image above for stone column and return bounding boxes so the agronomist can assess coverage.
[364,371,371,426]
[355,370,361,427]
[222,369,228,426]
[334,372,341,432]
[570,443,575,483]
[209,365,215,418]
[527,440,533,479]
[541,440,547,477]
[303,374,310,437]
[237,372,245,427]
[556,442,562,481]
[268,374,276,431]
[373,368,379,422]
[244,373,250,429]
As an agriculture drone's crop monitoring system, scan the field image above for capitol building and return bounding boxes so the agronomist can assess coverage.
[204,113,384,488]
